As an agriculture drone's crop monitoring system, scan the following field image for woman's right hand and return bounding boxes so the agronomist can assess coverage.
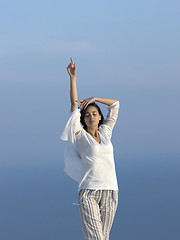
[67,57,77,78]
[78,97,96,109]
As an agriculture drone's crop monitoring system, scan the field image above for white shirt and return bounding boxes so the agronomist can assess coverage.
[61,101,120,192]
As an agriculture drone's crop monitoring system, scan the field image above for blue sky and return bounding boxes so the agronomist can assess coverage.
[1,0,179,87]
[0,1,180,239]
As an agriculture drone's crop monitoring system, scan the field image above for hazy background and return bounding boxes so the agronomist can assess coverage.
[0,0,180,239]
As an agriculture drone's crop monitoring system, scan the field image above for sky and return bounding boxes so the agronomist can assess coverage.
[0,0,180,239]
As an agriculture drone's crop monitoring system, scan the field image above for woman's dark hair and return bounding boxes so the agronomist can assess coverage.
[80,102,104,131]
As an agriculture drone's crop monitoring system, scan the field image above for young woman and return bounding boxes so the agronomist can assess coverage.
[61,58,120,240]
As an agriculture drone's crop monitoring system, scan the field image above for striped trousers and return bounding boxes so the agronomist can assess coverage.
[78,189,118,240]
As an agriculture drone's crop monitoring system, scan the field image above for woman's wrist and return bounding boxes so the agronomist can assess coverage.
[94,97,98,102]
[70,76,76,80]
[94,97,118,106]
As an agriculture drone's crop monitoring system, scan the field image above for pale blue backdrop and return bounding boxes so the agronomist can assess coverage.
[0,0,180,239]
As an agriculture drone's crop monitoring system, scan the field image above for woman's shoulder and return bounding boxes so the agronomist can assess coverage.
[99,124,112,139]
[99,123,112,132]
[75,128,86,138]
[75,130,81,136]
[70,108,81,116]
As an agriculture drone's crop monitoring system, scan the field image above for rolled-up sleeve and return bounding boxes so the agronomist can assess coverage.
[99,101,120,139]
[104,100,120,130]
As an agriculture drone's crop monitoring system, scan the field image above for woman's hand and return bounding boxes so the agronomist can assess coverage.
[67,57,77,78]
[78,97,96,109]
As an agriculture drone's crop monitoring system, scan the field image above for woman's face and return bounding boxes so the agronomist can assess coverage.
[84,106,101,129]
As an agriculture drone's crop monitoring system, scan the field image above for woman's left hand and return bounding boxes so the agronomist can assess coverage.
[77,97,96,109]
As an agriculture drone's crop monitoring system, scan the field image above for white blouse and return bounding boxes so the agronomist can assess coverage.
[61,101,120,192]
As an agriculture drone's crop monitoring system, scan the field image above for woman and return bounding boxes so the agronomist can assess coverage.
[61,58,120,240]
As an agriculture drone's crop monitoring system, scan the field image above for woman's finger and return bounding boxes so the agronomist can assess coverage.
[80,100,86,107]
[84,99,92,108]
[80,100,87,109]
[79,102,85,109]
[70,57,74,64]
[84,102,89,109]
[82,100,89,109]
[77,100,84,109]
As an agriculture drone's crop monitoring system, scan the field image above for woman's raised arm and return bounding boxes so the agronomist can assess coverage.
[78,97,119,109]
[67,57,78,112]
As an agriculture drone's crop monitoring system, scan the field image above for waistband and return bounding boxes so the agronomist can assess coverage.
[72,189,119,206]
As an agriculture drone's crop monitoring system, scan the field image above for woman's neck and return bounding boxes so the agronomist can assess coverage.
[87,127,99,137]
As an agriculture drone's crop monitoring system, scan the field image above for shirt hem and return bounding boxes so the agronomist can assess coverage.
[78,186,119,192]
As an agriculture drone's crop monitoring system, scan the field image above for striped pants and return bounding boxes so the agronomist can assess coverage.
[78,189,118,240]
